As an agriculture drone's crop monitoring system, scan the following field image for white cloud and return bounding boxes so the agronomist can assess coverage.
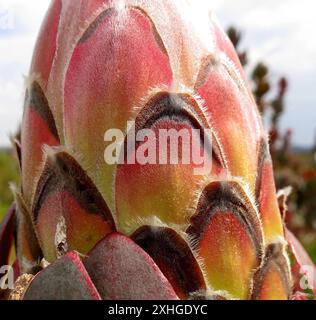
[213,0,316,72]
[0,0,315,147]
[0,0,50,146]
[212,0,316,147]
[0,80,23,145]
[0,0,50,31]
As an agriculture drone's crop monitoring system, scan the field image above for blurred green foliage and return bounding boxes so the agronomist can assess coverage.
[0,150,19,222]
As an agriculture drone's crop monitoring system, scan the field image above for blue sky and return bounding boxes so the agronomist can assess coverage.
[0,0,315,147]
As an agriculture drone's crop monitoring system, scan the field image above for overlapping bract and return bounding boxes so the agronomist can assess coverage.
[1,0,315,300]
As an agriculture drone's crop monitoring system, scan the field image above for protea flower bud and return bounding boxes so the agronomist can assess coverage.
[0,0,315,300]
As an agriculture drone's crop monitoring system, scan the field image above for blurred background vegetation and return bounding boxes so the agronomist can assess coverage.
[0,26,315,263]
[227,26,316,263]
[0,150,19,220]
